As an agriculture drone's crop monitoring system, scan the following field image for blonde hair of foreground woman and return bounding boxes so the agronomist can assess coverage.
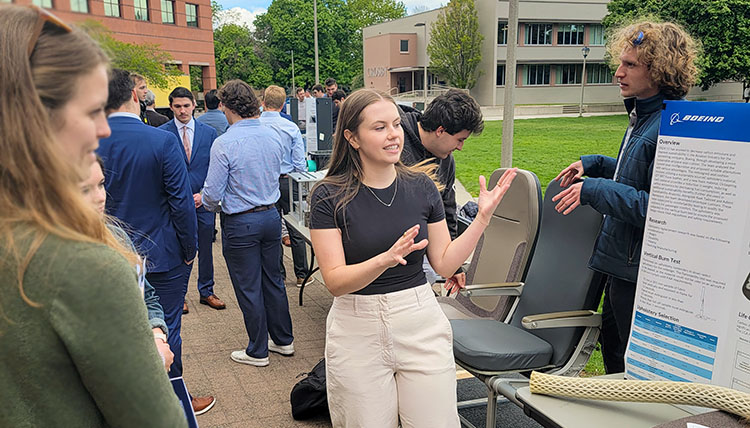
[0,5,137,306]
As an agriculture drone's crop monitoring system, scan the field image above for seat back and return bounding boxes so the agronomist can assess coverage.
[509,179,606,368]
[456,168,542,319]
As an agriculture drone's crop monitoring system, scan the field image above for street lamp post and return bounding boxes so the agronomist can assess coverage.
[414,22,428,108]
[313,0,319,84]
[579,45,590,117]
[290,50,295,95]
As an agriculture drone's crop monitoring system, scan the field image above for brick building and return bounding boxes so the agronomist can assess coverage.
[8,0,217,96]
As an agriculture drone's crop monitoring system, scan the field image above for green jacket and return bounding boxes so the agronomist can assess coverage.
[0,229,187,428]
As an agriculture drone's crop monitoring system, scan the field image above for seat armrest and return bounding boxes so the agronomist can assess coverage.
[522,310,601,329]
[460,282,524,298]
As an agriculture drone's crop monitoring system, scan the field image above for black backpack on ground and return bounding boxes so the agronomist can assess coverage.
[290,358,329,420]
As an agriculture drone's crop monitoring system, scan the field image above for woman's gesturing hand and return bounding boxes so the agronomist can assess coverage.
[384,224,428,268]
[475,168,518,226]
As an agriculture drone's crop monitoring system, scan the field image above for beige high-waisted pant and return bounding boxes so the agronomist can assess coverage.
[325,283,460,428]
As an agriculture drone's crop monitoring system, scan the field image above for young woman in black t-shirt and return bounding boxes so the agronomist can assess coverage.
[309,89,516,427]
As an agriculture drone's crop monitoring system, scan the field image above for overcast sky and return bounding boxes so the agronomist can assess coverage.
[216,0,444,29]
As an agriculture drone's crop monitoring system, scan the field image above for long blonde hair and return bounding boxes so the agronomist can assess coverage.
[0,5,137,306]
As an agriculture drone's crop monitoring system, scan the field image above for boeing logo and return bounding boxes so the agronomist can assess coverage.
[669,112,725,125]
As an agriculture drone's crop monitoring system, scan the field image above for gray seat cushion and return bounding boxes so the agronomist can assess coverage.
[451,319,553,372]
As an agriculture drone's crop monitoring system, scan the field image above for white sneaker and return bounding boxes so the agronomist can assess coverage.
[230,350,269,367]
[268,338,295,356]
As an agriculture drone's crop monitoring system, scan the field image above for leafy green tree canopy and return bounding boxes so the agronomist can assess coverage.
[603,0,750,89]
[253,0,360,89]
[426,0,484,89]
[213,23,274,87]
[348,0,406,29]
[78,20,183,89]
[212,0,406,91]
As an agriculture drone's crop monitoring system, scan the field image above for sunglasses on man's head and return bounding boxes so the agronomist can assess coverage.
[27,5,72,58]
[632,31,645,47]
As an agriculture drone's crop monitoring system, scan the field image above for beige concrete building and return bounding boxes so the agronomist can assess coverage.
[363,0,740,107]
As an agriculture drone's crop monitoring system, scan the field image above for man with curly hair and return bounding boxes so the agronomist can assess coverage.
[201,80,294,367]
[552,20,699,374]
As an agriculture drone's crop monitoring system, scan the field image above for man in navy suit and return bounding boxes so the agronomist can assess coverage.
[97,70,215,415]
[160,87,225,312]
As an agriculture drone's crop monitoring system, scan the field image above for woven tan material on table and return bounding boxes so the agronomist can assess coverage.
[529,371,750,420]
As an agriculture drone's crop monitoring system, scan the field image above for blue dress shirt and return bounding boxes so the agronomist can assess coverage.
[202,119,284,214]
[260,111,307,175]
[196,109,229,136]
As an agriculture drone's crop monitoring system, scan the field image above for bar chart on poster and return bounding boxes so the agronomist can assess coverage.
[626,100,750,391]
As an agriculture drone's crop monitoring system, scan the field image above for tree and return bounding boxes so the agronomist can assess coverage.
[211,0,222,29]
[213,23,274,88]
[253,0,359,89]
[603,0,750,89]
[78,20,183,89]
[348,0,406,29]
[248,0,406,91]
[426,0,484,89]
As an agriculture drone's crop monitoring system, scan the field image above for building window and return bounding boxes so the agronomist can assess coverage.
[525,23,552,45]
[557,24,584,45]
[524,65,550,85]
[161,0,175,24]
[400,39,409,53]
[32,0,53,7]
[103,0,120,17]
[498,21,508,45]
[556,64,583,85]
[134,0,149,21]
[70,0,88,12]
[496,65,506,86]
[590,24,606,45]
[186,3,198,27]
[587,63,613,84]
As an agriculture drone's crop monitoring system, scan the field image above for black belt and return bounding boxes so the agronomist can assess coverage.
[227,204,275,216]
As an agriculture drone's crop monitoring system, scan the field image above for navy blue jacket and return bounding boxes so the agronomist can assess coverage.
[159,119,217,195]
[580,93,664,282]
[97,115,198,273]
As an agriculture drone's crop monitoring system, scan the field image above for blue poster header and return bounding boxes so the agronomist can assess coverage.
[659,100,750,143]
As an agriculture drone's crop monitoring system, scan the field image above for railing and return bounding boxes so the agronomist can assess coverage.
[391,85,470,102]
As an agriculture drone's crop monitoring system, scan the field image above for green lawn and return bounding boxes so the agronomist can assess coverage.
[454,114,628,377]
[454,115,626,196]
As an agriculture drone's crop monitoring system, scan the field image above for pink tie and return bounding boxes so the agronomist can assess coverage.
[182,126,191,163]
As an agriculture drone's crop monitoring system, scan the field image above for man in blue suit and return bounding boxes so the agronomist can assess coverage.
[160,87,225,312]
[97,70,215,415]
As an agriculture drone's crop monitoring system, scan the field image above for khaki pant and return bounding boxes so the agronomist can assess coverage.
[325,284,460,428]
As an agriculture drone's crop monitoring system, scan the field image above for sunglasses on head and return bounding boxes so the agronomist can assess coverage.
[27,5,72,58]
[632,31,645,47]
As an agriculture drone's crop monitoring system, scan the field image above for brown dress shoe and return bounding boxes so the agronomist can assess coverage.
[191,395,216,416]
[199,294,226,310]
[183,301,189,314]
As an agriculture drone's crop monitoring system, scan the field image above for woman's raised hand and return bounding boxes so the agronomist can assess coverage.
[383,224,428,268]
[476,168,518,225]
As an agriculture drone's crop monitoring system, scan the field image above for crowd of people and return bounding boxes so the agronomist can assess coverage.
[1,2,703,427]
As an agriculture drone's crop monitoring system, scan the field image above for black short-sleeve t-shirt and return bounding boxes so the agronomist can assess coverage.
[310,172,445,295]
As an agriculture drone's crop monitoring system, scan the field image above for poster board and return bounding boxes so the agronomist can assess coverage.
[625,101,750,391]
[171,376,199,428]
[305,97,317,153]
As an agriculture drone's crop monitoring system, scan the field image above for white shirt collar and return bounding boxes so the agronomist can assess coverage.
[174,117,195,132]
[108,112,141,121]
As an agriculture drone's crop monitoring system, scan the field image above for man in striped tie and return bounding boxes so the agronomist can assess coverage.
[160,87,224,315]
